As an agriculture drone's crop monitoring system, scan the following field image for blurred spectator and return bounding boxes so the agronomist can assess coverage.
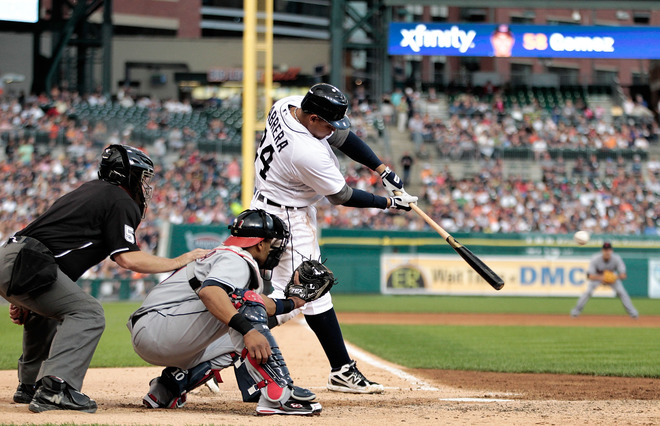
[400,152,414,186]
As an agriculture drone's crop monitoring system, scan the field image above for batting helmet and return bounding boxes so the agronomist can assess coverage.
[300,83,351,129]
[225,209,290,271]
[98,144,155,218]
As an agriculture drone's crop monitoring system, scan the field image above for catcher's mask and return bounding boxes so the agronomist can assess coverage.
[98,144,154,219]
[225,209,290,276]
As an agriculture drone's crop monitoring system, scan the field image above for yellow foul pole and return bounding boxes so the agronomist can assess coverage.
[242,0,273,209]
[241,0,257,209]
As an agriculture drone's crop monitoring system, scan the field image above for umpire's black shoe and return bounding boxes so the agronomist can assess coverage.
[28,376,97,413]
[13,383,36,404]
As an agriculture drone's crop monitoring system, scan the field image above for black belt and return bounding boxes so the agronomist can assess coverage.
[255,193,300,210]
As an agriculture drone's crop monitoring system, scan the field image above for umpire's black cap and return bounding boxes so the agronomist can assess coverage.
[301,83,351,130]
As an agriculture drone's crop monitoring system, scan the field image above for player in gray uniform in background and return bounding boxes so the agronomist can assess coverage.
[128,209,322,416]
[571,242,639,318]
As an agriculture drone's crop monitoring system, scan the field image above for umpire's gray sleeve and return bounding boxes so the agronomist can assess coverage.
[327,128,350,148]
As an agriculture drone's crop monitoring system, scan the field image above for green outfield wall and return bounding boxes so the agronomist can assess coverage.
[166,224,660,298]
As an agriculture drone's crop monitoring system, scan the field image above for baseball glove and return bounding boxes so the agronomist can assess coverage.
[602,270,618,285]
[284,260,337,302]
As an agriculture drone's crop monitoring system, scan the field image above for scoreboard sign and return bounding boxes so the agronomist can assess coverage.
[388,22,660,59]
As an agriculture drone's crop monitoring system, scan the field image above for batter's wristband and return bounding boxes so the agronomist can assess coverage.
[274,298,296,315]
[228,313,254,335]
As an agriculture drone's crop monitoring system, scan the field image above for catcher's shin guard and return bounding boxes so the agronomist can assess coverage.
[158,362,222,405]
[232,292,294,403]
[239,347,292,403]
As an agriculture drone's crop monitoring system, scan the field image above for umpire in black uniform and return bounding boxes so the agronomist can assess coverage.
[0,144,209,413]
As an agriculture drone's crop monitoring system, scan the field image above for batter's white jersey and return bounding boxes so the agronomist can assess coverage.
[254,96,346,207]
[251,96,354,317]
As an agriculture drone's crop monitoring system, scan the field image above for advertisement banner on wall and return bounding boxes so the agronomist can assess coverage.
[381,254,619,297]
[167,224,229,256]
[648,259,660,299]
[388,22,660,59]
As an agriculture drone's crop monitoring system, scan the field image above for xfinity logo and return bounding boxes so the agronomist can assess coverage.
[399,24,476,53]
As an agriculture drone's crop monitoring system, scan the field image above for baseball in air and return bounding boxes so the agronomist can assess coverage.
[574,230,590,245]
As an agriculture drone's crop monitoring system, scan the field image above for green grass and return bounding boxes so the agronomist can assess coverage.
[331,294,660,316]
[94,302,148,367]
[0,302,147,370]
[341,324,660,377]
[1,296,658,377]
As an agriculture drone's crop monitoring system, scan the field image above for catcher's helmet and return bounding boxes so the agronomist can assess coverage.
[98,144,154,218]
[300,83,351,129]
[225,209,290,272]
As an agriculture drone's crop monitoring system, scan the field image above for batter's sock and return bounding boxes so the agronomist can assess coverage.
[304,308,351,370]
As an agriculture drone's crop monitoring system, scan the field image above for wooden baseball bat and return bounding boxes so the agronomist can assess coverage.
[400,195,504,290]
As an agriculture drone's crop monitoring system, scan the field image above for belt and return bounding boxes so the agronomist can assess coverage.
[255,193,301,210]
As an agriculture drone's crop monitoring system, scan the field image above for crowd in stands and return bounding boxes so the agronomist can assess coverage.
[317,155,660,236]
[2,86,660,284]
[387,86,658,161]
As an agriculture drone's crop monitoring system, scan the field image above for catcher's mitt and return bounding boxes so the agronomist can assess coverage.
[284,260,337,302]
[602,270,618,285]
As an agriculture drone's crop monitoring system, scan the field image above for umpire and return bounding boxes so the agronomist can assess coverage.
[0,144,208,413]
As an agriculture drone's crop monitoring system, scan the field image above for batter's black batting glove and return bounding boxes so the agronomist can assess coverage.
[389,192,418,211]
[380,166,404,196]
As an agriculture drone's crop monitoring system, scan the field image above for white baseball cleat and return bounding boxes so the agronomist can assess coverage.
[256,396,322,415]
[327,360,384,394]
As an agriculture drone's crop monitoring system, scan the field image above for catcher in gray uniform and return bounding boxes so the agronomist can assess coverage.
[127,209,330,416]
[571,241,639,319]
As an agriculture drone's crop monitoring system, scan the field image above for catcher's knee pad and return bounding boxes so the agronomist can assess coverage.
[160,362,223,400]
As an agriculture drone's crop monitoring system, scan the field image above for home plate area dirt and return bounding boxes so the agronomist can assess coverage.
[1,312,658,425]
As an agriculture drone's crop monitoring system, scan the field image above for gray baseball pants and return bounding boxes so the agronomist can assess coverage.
[0,240,105,391]
[571,279,639,318]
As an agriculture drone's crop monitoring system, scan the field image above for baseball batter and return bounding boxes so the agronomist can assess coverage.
[128,209,322,415]
[251,83,417,393]
[571,241,639,318]
[0,144,208,413]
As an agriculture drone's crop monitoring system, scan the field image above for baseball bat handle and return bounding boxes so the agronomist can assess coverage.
[405,198,504,291]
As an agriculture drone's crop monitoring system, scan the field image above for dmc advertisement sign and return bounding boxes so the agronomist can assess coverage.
[381,254,619,297]
[388,22,660,59]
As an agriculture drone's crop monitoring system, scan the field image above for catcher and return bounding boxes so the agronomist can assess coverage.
[126,209,326,416]
[571,242,639,318]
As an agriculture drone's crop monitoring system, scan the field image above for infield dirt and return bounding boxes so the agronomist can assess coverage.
[1,312,658,425]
